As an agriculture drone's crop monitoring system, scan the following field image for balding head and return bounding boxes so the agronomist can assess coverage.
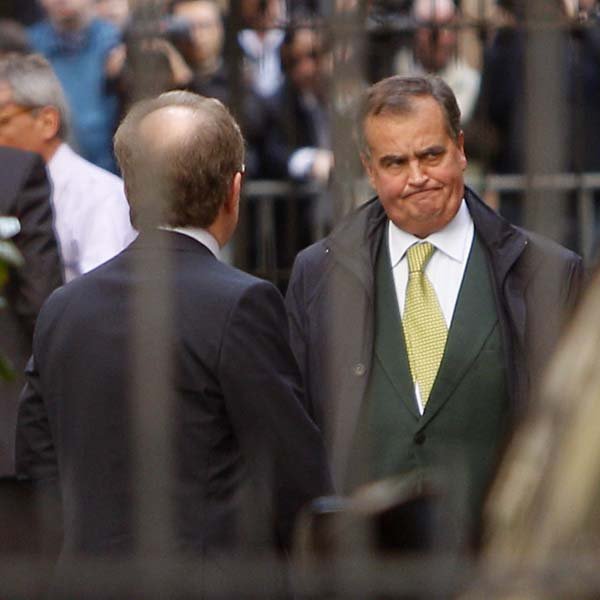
[139,105,198,155]
[114,91,245,231]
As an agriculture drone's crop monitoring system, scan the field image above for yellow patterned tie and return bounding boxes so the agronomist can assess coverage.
[403,242,448,406]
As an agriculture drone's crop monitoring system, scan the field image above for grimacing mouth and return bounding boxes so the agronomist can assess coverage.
[401,186,444,200]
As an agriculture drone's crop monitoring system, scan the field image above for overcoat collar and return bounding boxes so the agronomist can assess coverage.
[326,197,386,296]
[326,186,528,288]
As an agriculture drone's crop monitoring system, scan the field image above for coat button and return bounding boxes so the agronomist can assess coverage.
[413,432,426,445]
[352,363,366,376]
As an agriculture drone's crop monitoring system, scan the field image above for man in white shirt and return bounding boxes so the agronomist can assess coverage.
[238,0,285,98]
[285,75,582,548]
[0,53,136,282]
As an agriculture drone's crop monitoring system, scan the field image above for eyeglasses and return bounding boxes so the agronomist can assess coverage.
[0,106,36,128]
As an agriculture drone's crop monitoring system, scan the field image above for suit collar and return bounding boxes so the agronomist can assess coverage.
[158,226,221,259]
[128,229,217,258]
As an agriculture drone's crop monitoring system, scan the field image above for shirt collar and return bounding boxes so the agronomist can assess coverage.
[47,142,74,191]
[159,226,221,259]
[388,199,473,268]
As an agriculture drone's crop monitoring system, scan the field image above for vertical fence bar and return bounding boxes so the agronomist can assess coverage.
[327,0,368,220]
[127,0,176,574]
[524,1,568,243]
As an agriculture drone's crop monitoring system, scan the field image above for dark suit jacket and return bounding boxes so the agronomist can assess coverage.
[16,230,332,557]
[263,81,329,181]
[0,146,63,475]
[285,187,583,489]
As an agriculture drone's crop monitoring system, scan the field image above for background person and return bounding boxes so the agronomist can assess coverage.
[28,0,121,172]
[0,53,137,282]
[0,146,63,476]
[169,0,268,178]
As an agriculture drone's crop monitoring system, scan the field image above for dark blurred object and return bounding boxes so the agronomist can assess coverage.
[0,18,31,56]
[0,475,62,600]
[0,0,43,25]
[295,473,447,560]
[366,0,414,82]
[112,13,194,112]
[294,473,465,599]
[369,0,414,20]
[123,14,194,49]
[0,476,43,555]
[0,147,63,476]
[0,475,62,558]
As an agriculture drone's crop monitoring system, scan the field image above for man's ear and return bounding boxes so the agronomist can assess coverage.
[456,130,467,171]
[224,171,242,215]
[36,106,61,142]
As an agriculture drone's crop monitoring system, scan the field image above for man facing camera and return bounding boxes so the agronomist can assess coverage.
[285,75,582,546]
[16,91,331,560]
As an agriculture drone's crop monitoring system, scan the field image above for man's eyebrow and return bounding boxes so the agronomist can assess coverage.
[416,145,446,158]
[379,153,407,165]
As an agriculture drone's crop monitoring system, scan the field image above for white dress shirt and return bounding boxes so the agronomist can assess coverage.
[388,200,475,412]
[238,28,285,98]
[48,143,138,282]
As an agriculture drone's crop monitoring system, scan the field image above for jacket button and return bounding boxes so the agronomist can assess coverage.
[353,363,366,376]
[413,432,426,445]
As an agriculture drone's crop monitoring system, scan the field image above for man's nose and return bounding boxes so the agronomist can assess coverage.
[407,159,427,185]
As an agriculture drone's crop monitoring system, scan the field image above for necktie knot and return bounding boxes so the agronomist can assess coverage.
[407,242,435,274]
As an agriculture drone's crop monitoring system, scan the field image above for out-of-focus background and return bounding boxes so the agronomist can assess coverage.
[2,1,600,598]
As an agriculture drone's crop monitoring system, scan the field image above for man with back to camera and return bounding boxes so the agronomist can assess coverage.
[16,91,332,561]
[285,75,582,546]
[0,53,137,283]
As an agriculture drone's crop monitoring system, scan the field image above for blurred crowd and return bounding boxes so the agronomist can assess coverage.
[1,0,600,262]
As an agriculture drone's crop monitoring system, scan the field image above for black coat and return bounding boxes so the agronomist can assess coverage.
[16,230,332,557]
[285,187,583,488]
[0,146,63,475]
[263,81,329,181]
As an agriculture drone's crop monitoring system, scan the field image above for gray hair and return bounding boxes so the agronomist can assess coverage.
[0,53,70,140]
[357,75,462,158]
